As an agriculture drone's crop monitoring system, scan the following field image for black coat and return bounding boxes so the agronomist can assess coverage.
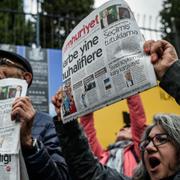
[22,112,70,180]
[160,60,180,105]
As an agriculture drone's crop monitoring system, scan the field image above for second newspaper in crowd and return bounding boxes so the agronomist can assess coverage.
[0,78,29,180]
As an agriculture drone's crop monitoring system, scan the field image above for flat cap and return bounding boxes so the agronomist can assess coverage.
[0,49,33,86]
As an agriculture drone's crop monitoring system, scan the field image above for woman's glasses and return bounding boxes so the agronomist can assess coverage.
[139,133,169,151]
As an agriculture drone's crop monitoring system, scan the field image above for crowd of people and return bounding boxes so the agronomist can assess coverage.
[52,39,180,180]
[0,35,180,180]
[79,94,146,177]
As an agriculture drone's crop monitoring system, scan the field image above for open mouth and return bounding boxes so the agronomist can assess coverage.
[149,157,161,169]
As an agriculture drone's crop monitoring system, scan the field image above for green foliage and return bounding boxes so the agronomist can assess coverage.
[0,0,23,10]
[40,0,94,48]
[0,0,94,48]
[42,0,94,17]
[0,0,35,46]
[160,0,180,55]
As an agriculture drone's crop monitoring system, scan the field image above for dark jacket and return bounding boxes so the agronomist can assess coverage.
[54,119,130,180]
[22,112,70,180]
[160,60,180,105]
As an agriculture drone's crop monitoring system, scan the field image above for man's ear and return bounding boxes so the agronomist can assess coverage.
[23,72,32,86]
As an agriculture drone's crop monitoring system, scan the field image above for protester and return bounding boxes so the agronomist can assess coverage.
[0,50,70,180]
[53,109,180,180]
[52,39,180,180]
[80,94,146,177]
[133,113,180,180]
[53,89,146,176]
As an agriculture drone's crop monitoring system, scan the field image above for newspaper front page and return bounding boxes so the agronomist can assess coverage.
[0,78,29,180]
[62,0,157,123]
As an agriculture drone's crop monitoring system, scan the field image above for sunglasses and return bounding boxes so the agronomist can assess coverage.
[0,58,26,72]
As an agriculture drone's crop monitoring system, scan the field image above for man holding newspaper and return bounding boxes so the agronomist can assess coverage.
[0,50,70,180]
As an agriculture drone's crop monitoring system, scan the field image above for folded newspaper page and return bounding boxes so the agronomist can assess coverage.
[0,154,20,180]
[0,78,29,180]
[61,0,157,123]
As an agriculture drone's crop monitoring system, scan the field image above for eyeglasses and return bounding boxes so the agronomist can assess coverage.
[0,58,26,72]
[139,133,169,151]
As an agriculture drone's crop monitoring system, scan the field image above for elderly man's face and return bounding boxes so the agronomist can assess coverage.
[0,58,26,80]
[0,65,24,79]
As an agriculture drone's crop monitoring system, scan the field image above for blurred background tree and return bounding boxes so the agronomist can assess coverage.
[0,0,164,50]
[40,0,94,48]
[160,0,180,56]
[0,0,94,48]
[0,0,35,46]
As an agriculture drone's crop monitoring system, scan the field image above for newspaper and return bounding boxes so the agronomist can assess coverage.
[61,0,157,123]
[0,78,29,180]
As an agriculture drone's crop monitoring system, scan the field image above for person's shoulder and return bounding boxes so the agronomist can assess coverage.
[36,111,52,118]
[32,112,59,142]
[34,111,54,125]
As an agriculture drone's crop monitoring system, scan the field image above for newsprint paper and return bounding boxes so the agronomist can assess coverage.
[0,78,29,180]
[61,0,157,123]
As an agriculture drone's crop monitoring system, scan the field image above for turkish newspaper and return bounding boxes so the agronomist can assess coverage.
[0,78,29,180]
[61,0,157,123]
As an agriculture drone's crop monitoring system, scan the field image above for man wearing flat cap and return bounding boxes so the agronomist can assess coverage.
[0,50,71,180]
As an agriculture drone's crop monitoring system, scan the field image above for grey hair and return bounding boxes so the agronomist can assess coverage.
[154,113,180,148]
[133,113,180,180]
